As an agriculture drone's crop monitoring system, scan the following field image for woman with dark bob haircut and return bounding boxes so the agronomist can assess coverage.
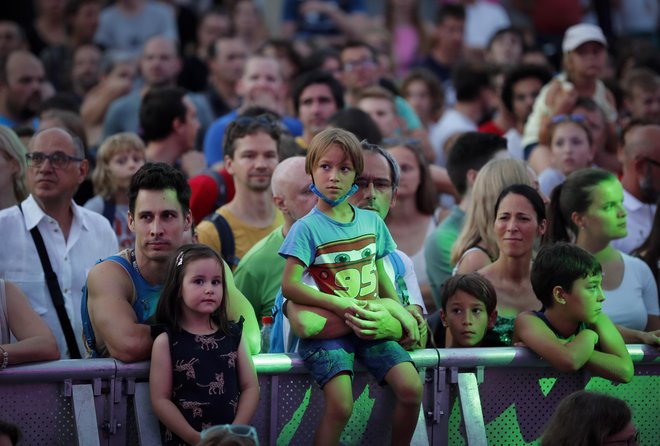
[541,390,637,446]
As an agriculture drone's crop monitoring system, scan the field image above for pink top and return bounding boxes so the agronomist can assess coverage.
[393,24,420,76]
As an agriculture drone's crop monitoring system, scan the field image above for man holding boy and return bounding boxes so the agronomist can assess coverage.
[280,128,422,445]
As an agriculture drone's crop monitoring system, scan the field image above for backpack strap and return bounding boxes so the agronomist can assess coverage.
[388,251,410,307]
[204,212,239,267]
[101,200,115,225]
[203,168,228,209]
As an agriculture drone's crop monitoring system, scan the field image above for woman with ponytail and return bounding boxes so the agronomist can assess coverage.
[544,168,660,344]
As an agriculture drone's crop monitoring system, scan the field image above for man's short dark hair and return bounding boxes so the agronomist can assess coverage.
[128,162,191,215]
[327,108,382,144]
[436,4,465,25]
[292,69,344,115]
[139,87,187,142]
[531,243,602,308]
[452,62,491,102]
[501,64,552,113]
[446,132,507,196]
[360,141,400,189]
[223,108,282,159]
[340,40,377,63]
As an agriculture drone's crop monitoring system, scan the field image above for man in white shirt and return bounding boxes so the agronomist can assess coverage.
[613,123,659,253]
[0,127,118,358]
[430,62,493,167]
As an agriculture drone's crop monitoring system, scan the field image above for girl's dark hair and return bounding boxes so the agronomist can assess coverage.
[156,244,230,334]
[440,273,497,314]
[541,391,632,446]
[543,168,616,245]
[494,184,546,222]
[531,242,602,308]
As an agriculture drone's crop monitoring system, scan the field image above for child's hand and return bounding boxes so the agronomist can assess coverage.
[546,79,578,116]
[582,329,599,346]
[396,309,421,348]
[637,329,660,346]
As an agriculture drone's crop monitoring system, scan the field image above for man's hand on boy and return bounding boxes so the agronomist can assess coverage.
[405,306,428,349]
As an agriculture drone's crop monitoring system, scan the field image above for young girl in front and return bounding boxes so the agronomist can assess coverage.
[150,245,259,446]
[280,128,422,446]
[538,115,594,197]
[85,133,145,249]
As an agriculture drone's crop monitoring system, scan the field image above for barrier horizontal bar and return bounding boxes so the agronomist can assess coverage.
[1,346,656,384]
[0,358,117,384]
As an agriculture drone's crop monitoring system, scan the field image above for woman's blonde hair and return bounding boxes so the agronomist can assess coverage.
[0,125,28,202]
[92,133,145,200]
[451,159,532,265]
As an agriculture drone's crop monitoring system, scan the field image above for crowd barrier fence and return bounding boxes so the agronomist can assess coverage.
[0,345,658,446]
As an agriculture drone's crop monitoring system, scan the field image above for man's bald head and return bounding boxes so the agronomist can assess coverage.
[623,124,660,160]
[272,156,307,197]
[271,156,316,223]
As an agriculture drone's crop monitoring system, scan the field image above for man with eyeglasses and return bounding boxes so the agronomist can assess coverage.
[612,123,659,254]
[271,142,427,353]
[0,127,118,358]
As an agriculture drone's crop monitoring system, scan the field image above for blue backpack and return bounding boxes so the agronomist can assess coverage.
[269,251,410,353]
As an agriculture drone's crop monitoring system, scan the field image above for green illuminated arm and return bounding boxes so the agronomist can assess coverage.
[513,312,598,372]
[585,314,634,383]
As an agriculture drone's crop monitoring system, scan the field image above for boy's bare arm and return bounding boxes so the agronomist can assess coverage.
[514,313,598,372]
[584,314,634,383]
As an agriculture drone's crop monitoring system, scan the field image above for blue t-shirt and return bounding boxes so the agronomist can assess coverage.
[282,0,367,37]
[279,205,396,300]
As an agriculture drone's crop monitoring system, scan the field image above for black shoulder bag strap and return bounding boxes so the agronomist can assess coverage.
[18,204,82,359]
[204,212,240,268]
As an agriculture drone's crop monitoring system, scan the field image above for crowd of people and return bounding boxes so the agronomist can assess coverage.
[0,0,659,445]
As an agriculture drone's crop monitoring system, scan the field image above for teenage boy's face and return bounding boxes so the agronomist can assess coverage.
[313,144,356,201]
[441,290,496,348]
[563,274,605,324]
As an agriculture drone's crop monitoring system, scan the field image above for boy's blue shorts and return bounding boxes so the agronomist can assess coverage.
[298,334,413,388]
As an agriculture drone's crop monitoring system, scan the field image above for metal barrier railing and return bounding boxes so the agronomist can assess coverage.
[0,346,658,446]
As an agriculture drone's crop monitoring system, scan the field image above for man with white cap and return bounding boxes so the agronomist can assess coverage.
[521,23,617,170]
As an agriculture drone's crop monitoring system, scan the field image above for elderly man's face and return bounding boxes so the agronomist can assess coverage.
[26,129,87,207]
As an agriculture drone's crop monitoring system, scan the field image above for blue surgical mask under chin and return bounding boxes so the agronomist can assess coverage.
[309,183,359,207]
